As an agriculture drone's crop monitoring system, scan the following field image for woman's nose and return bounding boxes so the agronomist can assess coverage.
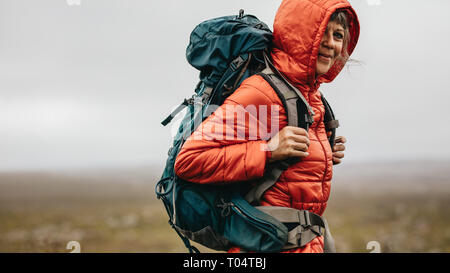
[321,31,334,49]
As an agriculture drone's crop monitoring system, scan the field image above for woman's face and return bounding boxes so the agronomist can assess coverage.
[315,20,345,78]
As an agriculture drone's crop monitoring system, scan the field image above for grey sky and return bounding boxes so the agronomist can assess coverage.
[0,0,450,171]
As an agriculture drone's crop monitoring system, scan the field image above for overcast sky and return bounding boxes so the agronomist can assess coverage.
[1,0,450,171]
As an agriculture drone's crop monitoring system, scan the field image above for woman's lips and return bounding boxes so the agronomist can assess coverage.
[318,54,332,62]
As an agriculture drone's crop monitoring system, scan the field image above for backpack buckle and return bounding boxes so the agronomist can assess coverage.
[186,94,204,107]
[230,56,245,71]
[201,87,213,104]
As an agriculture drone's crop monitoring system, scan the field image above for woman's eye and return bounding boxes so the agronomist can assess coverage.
[334,32,344,39]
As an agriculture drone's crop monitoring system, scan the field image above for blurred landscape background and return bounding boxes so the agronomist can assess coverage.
[1,160,449,253]
[1,0,450,253]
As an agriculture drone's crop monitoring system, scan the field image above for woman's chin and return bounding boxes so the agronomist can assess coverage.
[316,67,330,77]
[316,59,336,77]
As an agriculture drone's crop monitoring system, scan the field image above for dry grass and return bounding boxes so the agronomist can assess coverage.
[0,162,449,253]
[325,191,450,252]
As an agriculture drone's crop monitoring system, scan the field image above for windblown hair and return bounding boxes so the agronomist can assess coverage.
[330,10,361,66]
[330,10,350,61]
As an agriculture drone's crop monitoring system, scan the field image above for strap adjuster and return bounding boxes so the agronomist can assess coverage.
[298,210,311,228]
[230,56,245,71]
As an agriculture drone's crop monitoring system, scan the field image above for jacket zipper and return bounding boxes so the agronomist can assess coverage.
[310,83,328,203]
[315,125,328,200]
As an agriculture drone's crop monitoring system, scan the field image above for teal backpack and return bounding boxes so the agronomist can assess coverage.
[156,10,338,253]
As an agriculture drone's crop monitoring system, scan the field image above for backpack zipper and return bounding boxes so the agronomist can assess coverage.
[230,202,280,232]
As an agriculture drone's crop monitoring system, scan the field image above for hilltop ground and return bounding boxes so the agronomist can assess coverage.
[1,161,449,253]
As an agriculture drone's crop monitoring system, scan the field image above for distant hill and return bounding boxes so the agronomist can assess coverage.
[0,165,162,203]
[0,160,449,202]
[332,160,450,194]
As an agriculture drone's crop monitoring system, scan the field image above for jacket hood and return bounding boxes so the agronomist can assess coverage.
[271,0,360,89]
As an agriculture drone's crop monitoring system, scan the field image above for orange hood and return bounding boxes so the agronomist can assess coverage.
[271,0,360,89]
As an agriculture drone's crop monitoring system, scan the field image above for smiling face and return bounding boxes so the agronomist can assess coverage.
[315,20,346,78]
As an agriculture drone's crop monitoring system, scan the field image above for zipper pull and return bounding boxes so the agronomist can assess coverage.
[216,198,233,217]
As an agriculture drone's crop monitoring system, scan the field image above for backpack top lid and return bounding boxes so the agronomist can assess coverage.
[186,11,273,87]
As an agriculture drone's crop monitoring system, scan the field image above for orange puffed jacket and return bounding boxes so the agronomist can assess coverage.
[174,0,360,253]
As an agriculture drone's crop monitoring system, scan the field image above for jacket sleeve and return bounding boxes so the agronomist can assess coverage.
[174,75,283,184]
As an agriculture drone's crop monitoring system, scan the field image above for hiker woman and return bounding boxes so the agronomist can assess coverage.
[174,0,360,253]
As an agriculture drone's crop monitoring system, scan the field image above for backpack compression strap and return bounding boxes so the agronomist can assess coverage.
[256,206,335,252]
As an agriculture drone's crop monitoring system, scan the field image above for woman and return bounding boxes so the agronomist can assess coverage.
[174,0,360,253]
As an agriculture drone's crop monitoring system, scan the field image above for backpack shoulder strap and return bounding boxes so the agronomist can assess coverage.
[320,93,339,148]
[245,53,314,205]
[257,72,301,128]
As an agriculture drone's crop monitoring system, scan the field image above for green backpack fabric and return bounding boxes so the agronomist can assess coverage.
[155,10,338,253]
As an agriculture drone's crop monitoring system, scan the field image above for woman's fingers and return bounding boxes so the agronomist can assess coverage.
[333,151,345,159]
[334,136,347,144]
[267,126,311,162]
[332,150,344,165]
[290,150,309,158]
[291,142,309,152]
[283,126,308,135]
[332,137,345,165]
[269,128,347,163]
[288,134,310,147]
[332,157,342,165]
[332,144,345,152]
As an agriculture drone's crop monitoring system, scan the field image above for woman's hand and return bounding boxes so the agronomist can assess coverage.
[267,126,310,163]
[332,136,346,165]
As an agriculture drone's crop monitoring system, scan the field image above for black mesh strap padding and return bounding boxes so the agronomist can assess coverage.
[321,94,339,148]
